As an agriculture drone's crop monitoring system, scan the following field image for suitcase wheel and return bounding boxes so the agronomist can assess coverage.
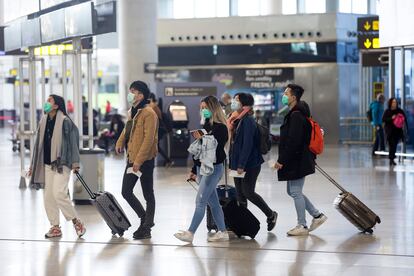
[376,216,381,224]
[364,228,373,234]
[111,231,117,236]
[119,232,124,237]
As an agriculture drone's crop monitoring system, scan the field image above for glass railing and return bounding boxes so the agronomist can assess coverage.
[339,117,373,144]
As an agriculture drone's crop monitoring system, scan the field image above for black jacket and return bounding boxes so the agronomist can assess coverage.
[382,108,407,140]
[277,102,315,181]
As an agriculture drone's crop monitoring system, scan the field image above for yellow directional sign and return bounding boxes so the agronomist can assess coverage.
[364,39,372,48]
[358,16,380,50]
[372,20,379,31]
[372,38,380,48]
[9,69,17,76]
[33,44,74,56]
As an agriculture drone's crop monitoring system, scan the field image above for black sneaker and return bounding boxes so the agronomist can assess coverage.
[267,211,278,231]
[133,227,151,240]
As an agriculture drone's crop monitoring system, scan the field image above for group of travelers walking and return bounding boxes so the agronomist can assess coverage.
[28,80,328,241]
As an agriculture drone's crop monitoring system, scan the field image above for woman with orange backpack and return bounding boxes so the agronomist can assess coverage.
[274,84,327,236]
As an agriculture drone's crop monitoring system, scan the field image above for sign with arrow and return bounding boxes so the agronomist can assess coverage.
[357,16,380,50]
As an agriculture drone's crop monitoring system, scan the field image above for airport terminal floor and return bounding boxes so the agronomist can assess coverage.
[0,128,413,276]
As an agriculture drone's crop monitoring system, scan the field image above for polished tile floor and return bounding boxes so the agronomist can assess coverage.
[0,129,413,275]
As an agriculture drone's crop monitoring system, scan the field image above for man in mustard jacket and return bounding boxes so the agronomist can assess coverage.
[116,81,158,239]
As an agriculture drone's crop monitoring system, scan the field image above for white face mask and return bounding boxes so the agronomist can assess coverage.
[231,100,241,111]
[127,93,136,105]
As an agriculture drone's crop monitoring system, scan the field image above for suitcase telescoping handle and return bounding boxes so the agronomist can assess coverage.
[315,164,347,194]
[75,172,97,200]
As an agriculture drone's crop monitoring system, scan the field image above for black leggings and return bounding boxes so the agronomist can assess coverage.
[234,165,273,218]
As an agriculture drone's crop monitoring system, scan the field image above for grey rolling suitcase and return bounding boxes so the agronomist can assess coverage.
[75,172,131,237]
[316,165,381,234]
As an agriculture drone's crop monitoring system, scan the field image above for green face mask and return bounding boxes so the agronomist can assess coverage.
[44,102,53,113]
[282,95,289,106]
[201,108,212,119]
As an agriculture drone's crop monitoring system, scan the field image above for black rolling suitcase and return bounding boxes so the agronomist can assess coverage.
[75,172,131,237]
[316,165,381,233]
[221,199,260,239]
[187,171,260,239]
[206,184,237,232]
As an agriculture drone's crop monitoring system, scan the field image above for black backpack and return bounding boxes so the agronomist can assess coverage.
[366,103,373,122]
[256,123,272,155]
[235,117,272,155]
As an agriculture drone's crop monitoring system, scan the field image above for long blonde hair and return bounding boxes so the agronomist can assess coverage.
[201,96,228,126]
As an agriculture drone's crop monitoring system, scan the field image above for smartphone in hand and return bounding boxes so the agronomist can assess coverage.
[190,129,207,139]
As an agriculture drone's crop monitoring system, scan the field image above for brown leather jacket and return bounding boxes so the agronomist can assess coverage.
[116,106,158,166]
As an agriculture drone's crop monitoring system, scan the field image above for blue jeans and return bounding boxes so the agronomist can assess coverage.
[287,177,320,227]
[188,164,226,233]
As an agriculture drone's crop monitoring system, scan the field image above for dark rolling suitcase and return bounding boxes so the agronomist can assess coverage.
[75,172,131,237]
[221,199,260,239]
[187,178,260,239]
[206,184,237,232]
[316,165,381,233]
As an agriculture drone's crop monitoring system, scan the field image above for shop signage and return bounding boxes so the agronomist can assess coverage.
[164,86,217,97]
[155,68,294,90]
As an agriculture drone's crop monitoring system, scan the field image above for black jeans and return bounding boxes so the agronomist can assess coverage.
[121,159,155,228]
[234,165,273,218]
[388,136,400,160]
[373,126,385,153]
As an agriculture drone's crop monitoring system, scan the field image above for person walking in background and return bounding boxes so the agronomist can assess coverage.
[115,81,158,240]
[382,98,408,166]
[221,92,233,116]
[227,92,278,232]
[370,93,385,155]
[106,100,112,115]
[174,96,229,243]
[28,94,86,239]
[148,93,174,167]
[275,84,327,236]
[67,100,74,114]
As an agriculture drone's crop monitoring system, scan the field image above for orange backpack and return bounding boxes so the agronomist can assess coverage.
[307,117,324,155]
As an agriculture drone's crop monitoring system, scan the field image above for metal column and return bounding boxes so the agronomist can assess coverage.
[400,48,406,155]
[62,53,68,100]
[389,47,395,98]
[40,60,46,107]
[72,38,83,146]
[28,49,37,155]
[86,51,94,149]
[18,59,26,188]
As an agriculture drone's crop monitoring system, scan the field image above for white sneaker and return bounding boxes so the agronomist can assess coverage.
[45,226,62,238]
[309,214,328,232]
[287,225,309,236]
[73,219,86,238]
[207,231,229,242]
[174,230,194,243]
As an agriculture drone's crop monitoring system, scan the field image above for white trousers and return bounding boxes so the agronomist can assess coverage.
[44,165,78,226]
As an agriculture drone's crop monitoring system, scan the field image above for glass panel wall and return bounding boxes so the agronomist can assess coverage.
[157,0,372,19]
[403,49,414,149]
